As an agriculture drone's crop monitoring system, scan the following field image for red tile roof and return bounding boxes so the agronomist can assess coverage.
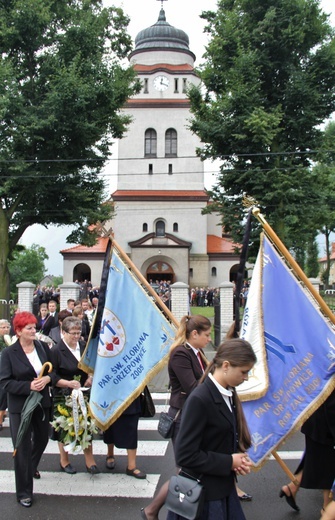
[112,190,208,201]
[319,243,335,262]
[133,63,194,72]
[61,234,238,257]
[207,235,237,254]
[61,237,109,255]
[126,99,190,108]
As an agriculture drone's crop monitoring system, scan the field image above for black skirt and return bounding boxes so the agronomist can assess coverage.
[166,490,246,520]
[103,412,140,449]
[296,436,335,489]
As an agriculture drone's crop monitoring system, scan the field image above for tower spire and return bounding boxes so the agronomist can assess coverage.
[156,0,168,9]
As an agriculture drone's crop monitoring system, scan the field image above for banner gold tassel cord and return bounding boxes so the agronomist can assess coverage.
[111,238,179,329]
[252,207,335,326]
[250,206,326,486]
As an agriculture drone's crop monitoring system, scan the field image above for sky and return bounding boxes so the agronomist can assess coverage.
[21,0,335,277]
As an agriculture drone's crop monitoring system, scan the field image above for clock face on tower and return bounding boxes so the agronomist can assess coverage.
[153,75,170,91]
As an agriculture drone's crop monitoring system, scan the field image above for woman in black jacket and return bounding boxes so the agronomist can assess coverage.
[167,338,256,520]
[0,311,58,507]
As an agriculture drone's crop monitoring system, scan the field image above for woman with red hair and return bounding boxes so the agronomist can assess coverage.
[0,311,58,508]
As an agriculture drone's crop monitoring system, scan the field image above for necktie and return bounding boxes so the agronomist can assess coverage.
[197,351,205,372]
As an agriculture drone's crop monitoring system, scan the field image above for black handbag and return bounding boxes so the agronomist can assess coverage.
[157,409,180,438]
[140,386,156,418]
[165,473,205,520]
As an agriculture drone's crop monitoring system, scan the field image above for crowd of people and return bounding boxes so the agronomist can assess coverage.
[189,287,219,307]
[0,288,149,508]
[0,295,335,519]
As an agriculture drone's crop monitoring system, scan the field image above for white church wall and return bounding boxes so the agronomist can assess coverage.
[63,258,103,286]
[208,260,238,288]
[117,107,204,191]
[112,200,208,254]
[207,212,224,237]
[189,254,209,288]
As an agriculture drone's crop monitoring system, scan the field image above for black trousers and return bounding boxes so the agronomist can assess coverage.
[9,406,51,500]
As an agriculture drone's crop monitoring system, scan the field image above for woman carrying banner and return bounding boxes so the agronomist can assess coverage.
[141,314,212,519]
[166,338,256,520]
[280,389,335,514]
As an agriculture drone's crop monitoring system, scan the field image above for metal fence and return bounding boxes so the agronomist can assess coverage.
[0,299,15,321]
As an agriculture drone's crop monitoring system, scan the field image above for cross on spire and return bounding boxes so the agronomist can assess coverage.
[157,0,168,9]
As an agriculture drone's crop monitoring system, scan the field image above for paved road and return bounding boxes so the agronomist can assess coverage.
[0,393,324,520]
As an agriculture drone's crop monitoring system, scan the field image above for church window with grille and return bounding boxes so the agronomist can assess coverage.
[165,128,177,157]
[145,128,157,157]
[155,220,165,237]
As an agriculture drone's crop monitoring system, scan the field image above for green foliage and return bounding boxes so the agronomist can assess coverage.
[9,244,48,299]
[305,239,320,278]
[189,0,335,254]
[52,275,63,288]
[312,121,335,286]
[0,0,140,299]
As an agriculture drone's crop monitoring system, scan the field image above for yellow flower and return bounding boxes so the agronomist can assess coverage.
[57,404,70,417]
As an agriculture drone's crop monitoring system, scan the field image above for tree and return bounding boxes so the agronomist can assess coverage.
[9,244,48,300]
[312,121,335,286]
[52,275,63,288]
[0,0,140,300]
[305,238,320,278]
[188,0,335,255]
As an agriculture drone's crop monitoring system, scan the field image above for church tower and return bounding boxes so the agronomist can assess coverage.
[62,3,240,287]
[111,4,235,287]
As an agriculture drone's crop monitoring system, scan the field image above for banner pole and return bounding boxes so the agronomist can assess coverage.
[271,451,300,486]
[252,207,335,326]
[111,238,179,329]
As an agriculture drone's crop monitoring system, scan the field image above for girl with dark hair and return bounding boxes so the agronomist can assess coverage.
[141,315,212,520]
[167,338,256,520]
[168,314,212,445]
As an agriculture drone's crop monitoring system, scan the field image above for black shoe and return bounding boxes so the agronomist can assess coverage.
[140,508,148,520]
[279,486,300,512]
[126,467,146,479]
[60,463,76,474]
[33,470,41,479]
[238,493,252,501]
[86,465,100,475]
[19,498,32,508]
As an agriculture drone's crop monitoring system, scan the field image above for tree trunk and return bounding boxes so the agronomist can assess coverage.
[325,228,331,289]
[0,207,11,301]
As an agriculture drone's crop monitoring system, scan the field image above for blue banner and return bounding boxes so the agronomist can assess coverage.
[241,235,335,466]
[86,247,176,429]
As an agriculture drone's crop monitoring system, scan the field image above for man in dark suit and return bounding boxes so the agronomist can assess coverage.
[48,300,58,323]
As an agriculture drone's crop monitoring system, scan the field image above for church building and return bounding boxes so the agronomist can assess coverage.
[62,5,243,287]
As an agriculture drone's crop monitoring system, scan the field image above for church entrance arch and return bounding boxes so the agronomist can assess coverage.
[229,264,247,283]
[147,261,175,283]
[73,263,91,283]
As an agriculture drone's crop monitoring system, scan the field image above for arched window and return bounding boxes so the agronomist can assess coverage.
[165,128,177,157]
[155,220,165,237]
[211,267,217,277]
[143,223,148,232]
[173,222,178,232]
[145,128,157,157]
